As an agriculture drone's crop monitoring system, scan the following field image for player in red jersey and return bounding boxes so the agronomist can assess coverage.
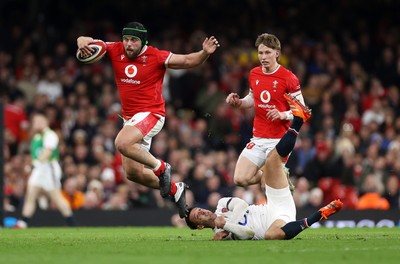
[77,22,220,217]
[226,33,308,188]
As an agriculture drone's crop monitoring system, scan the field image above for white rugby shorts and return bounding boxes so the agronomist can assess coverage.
[124,112,165,151]
[265,185,296,226]
[28,160,62,191]
[240,137,281,167]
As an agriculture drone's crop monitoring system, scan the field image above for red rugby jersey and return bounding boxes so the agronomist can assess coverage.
[249,65,301,138]
[105,42,172,119]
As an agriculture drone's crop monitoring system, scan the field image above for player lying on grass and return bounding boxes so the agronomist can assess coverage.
[185,94,343,240]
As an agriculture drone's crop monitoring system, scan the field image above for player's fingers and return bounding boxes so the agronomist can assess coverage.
[212,37,219,47]
[208,36,219,46]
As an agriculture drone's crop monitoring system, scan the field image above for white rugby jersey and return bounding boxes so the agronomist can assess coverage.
[214,197,270,240]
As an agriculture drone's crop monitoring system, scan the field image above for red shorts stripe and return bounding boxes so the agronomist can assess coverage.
[134,113,161,136]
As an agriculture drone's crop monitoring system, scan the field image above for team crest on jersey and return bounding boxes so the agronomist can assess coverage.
[222,208,227,213]
[272,80,278,88]
[141,55,148,65]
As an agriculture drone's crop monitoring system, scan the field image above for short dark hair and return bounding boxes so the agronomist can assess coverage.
[184,208,197,230]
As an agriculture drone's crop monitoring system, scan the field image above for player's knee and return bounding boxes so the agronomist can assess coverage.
[114,136,128,154]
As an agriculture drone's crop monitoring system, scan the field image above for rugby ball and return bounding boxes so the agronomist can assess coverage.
[76,40,107,64]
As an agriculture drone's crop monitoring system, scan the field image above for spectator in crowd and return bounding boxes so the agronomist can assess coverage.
[83,179,105,209]
[382,174,400,209]
[293,177,311,208]
[61,176,85,210]
[4,91,29,156]
[303,187,324,210]
[356,173,390,210]
[36,68,63,104]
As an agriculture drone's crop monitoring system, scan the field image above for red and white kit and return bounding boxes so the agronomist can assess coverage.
[105,42,172,119]
[249,65,301,139]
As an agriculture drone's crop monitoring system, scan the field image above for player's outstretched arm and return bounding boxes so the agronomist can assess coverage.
[168,36,220,69]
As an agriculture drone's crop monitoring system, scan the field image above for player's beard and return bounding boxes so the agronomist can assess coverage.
[125,48,140,59]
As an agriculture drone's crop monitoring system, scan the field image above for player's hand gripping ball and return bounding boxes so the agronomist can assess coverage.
[76,40,107,64]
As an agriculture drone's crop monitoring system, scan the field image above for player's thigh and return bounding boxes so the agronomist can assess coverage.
[116,112,165,148]
[115,122,144,146]
[24,184,42,201]
[240,138,279,168]
[234,155,259,180]
[47,189,66,203]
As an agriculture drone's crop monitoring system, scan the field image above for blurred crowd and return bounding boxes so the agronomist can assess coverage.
[1,0,400,218]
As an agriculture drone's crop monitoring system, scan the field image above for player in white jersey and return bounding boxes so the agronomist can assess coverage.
[185,95,343,240]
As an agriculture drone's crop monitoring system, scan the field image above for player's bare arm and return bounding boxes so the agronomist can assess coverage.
[214,215,226,229]
[266,93,306,121]
[226,91,254,109]
[38,148,53,163]
[168,36,220,69]
[212,230,230,240]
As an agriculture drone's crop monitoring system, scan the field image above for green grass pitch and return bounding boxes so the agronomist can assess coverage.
[1,227,399,264]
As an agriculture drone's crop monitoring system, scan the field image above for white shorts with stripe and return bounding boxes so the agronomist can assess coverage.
[240,137,281,167]
[28,160,62,191]
[123,112,165,151]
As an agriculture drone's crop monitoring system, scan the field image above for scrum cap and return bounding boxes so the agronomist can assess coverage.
[122,22,148,50]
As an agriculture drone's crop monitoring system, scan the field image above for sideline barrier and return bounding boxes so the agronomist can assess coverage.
[5,208,400,227]
[297,208,400,228]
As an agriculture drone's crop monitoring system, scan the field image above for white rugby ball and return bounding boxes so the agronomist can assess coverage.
[76,40,107,64]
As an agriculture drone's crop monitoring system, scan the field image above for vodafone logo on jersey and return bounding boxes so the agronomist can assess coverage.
[260,90,271,103]
[125,65,138,78]
[121,65,141,84]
